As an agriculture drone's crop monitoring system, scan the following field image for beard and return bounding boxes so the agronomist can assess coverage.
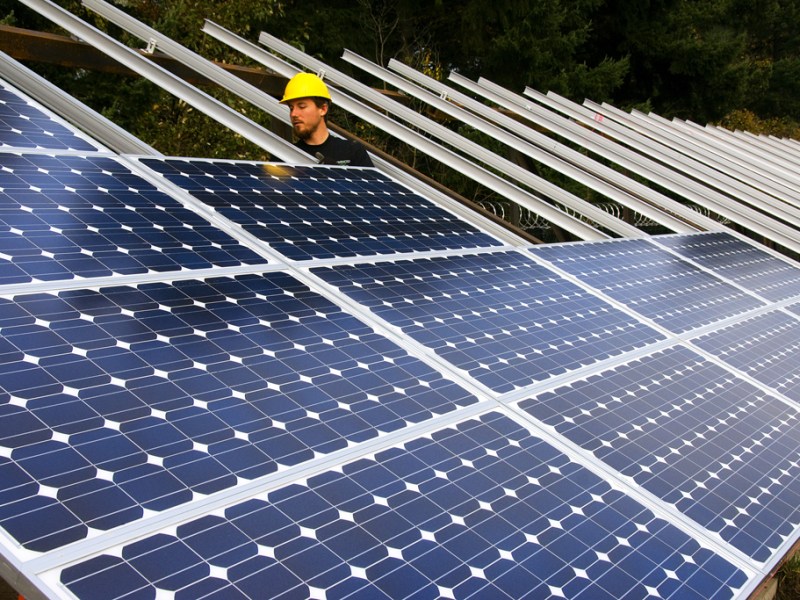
[293,122,313,140]
[293,116,324,141]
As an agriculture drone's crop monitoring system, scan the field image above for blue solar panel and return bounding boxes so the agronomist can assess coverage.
[55,412,748,600]
[2,68,799,599]
[519,344,800,562]
[655,232,800,303]
[0,273,479,552]
[0,152,267,283]
[0,80,101,152]
[691,310,800,402]
[137,157,504,260]
[313,251,665,393]
[530,238,766,333]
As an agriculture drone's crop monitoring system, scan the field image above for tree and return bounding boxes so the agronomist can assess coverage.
[590,0,770,122]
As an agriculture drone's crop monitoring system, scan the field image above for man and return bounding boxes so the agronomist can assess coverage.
[280,72,374,167]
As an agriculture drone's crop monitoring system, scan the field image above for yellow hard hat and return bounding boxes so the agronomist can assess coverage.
[280,72,331,103]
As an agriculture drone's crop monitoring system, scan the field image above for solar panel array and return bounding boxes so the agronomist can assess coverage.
[2,75,800,600]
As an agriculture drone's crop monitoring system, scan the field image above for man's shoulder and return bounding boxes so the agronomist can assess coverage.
[320,137,372,167]
[295,136,372,167]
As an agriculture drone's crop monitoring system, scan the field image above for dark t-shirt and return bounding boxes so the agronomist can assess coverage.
[296,136,373,167]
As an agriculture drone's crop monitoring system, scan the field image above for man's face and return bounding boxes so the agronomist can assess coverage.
[287,98,327,141]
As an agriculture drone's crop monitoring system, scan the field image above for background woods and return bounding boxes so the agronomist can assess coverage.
[2,0,800,179]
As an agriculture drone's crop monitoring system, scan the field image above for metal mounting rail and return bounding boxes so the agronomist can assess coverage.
[458,74,800,252]
[18,0,309,163]
[733,128,800,166]
[446,73,727,233]
[679,116,800,173]
[591,101,800,210]
[341,50,688,236]
[474,80,800,252]
[534,90,800,235]
[378,56,697,234]
[200,21,606,241]
[81,0,290,126]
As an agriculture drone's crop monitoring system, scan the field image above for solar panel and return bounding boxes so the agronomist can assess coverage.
[2,42,800,598]
[530,238,766,333]
[0,152,267,284]
[53,411,749,600]
[654,232,800,303]
[137,157,504,260]
[519,344,800,562]
[0,272,480,553]
[0,79,103,152]
[691,309,800,402]
[312,251,665,393]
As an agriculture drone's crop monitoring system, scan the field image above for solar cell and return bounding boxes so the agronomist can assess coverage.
[54,411,748,600]
[654,232,800,303]
[0,272,479,553]
[0,79,102,152]
[313,251,665,393]
[519,344,800,561]
[530,238,765,333]
[0,152,267,283]
[138,157,504,260]
[691,309,800,402]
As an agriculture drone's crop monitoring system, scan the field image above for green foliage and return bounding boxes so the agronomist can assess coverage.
[455,0,627,98]
[718,108,800,138]
[777,552,800,600]
[2,0,798,167]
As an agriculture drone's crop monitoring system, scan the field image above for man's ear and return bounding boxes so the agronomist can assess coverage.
[320,101,330,117]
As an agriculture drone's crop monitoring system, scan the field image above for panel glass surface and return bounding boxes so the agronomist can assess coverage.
[0,273,478,553]
[692,310,800,402]
[56,412,747,600]
[138,158,503,260]
[530,238,765,333]
[312,252,665,393]
[519,345,800,562]
[655,232,800,303]
[0,152,267,284]
[0,80,101,152]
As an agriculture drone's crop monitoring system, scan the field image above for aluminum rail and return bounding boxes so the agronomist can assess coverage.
[683,120,800,170]
[739,129,800,165]
[524,88,800,247]
[81,0,290,127]
[584,100,800,220]
[339,51,645,237]
[447,73,727,233]
[252,31,629,238]
[693,120,800,167]
[707,122,800,173]
[0,50,158,155]
[384,58,699,234]
[342,51,692,234]
[767,133,800,157]
[459,75,800,253]
[624,107,800,202]
[200,22,605,241]
[710,124,800,165]
[18,0,309,164]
